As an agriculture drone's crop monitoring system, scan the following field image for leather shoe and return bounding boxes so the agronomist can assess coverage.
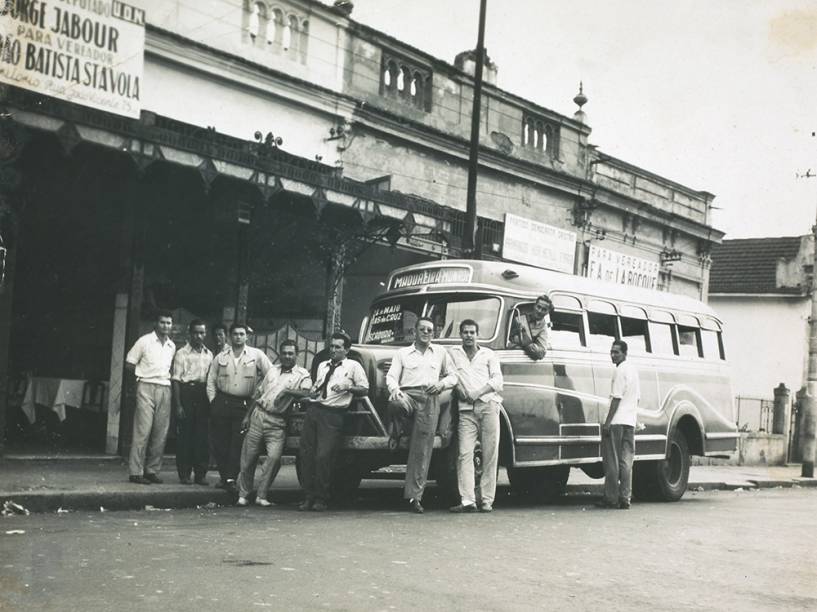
[129,475,151,485]
[312,501,328,512]
[143,473,163,484]
[619,500,631,510]
[194,477,209,486]
[449,503,477,513]
[179,477,192,485]
[298,499,314,512]
[409,499,424,514]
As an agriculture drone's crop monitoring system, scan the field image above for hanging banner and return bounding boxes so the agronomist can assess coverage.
[0,0,146,118]
[502,213,576,273]
[586,244,659,289]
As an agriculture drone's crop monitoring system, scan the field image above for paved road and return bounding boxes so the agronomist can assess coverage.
[1,487,815,612]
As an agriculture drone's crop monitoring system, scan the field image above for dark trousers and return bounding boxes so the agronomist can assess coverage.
[389,390,440,501]
[210,392,250,483]
[602,424,635,505]
[176,383,210,481]
[299,403,345,503]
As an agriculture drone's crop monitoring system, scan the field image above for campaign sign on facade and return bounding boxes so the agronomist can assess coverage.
[502,213,576,273]
[0,0,146,118]
[586,244,659,289]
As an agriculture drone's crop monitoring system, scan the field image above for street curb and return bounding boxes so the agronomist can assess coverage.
[2,477,815,515]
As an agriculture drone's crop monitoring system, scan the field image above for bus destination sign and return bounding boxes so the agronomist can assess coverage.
[389,266,472,290]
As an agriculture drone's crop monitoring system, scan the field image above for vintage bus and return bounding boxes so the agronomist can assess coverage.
[285,259,738,502]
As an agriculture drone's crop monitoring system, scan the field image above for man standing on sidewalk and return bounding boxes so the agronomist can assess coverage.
[299,332,369,512]
[447,319,504,513]
[386,317,457,514]
[237,339,312,507]
[598,340,640,509]
[171,319,213,485]
[125,310,176,485]
[206,323,272,492]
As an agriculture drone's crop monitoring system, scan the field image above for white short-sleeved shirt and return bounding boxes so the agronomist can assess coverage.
[610,360,640,427]
[126,331,176,386]
[312,358,369,409]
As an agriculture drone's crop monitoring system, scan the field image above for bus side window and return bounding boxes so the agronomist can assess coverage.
[587,300,618,350]
[677,325,702,358]
[648,321,675,355]
[621,317,649,353]
[700,330,723,360]
[699,317,725,360]
[620,306,649,354]
[550,309,584,348]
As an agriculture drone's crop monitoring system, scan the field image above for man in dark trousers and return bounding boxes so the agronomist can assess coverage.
[298,332,369,512]
[598,340,640,509]
[125,310,176,485]
[206,323,272,492]
[171,319,213,485]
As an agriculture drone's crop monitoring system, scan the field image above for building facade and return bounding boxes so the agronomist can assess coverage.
[0,0,723,454]
[709,236,812,400]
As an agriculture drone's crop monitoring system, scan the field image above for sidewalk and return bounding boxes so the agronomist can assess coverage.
[1,455,815,514]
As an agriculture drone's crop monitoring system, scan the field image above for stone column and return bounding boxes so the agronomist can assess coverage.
[772,383,790,436]
[325,243,347,335]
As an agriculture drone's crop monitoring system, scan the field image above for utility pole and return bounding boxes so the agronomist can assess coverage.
[463,0,488,258]
[800,165,817,477]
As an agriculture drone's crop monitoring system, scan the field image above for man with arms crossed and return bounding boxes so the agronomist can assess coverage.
[125,310,176,485]
[171,319,213,485]
[237,339,312,507]
[299,332,369,512]
[387,317,457,514]
[448,319,504,513]
[206,323,272,492]
[598,339,640,509]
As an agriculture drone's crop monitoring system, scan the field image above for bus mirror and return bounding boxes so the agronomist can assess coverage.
[359,316,369,343]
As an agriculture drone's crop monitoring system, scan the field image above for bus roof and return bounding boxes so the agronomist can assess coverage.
[382,259,719,319]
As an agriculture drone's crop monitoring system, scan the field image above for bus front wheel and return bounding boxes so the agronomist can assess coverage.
[633,429,690,502]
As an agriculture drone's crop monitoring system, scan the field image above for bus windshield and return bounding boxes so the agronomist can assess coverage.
[363,294,501,345]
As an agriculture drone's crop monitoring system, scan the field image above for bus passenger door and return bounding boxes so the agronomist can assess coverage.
[553,361,602,461]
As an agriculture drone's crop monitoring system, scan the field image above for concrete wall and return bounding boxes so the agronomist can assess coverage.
[694,433,787,466]
[709,295,809,398]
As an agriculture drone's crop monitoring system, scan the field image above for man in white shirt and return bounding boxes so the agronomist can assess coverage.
[598,339,640,509]
[237,339,312,507]
[125,310,176,485]
[171,319,213,485]
[386,317,457,513]
[448,319,504,513]
[206,323,272,492]
[299,332,369,512]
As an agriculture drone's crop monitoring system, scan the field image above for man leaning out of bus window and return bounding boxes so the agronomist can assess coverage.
[510,294,553,360]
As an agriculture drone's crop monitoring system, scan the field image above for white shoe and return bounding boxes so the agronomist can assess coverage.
[255,498,273,507]
[237,497,248,506]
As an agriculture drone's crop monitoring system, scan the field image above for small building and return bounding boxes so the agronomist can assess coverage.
[708,235,812,403]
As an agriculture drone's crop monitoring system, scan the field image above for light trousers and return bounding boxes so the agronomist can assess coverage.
[238,409,287,498]
[129,382,171,476]
[602,424,635,504]
[457,401,500,506]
